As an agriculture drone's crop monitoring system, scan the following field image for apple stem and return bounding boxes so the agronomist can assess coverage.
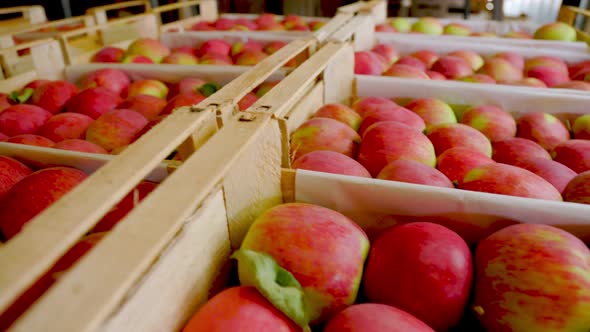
[8,88,34,104]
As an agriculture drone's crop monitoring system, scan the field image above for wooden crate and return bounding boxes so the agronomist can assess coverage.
[5,37,589,332]
[0,6,47,36]
[86,0,152,26]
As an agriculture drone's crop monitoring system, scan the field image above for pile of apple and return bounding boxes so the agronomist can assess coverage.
[190,13,326,32]
[0,155,158,329]
[355,43,590,91]
[377,16,577,42]
[92,37,295,66]
[180,199,590,331]
[287,96,590,205]
[0,68,277,154]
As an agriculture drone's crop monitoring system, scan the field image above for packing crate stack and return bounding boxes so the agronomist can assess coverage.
[0,1,590,332]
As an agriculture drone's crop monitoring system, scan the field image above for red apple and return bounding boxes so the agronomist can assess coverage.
[514,157,577,194]
[479,58,523,83]
[161,52,198,65]
[525,66,570,87]
[37,113,94,142]
[352,97,397,117]
[312,104,362,130]
[517,112,570,151]
[182,287,301,332]
[53,139,108,154]
[324,303,435,332]
[231,41,264,57]
[80,68,130,96]
[358,105,425,136]
[555,80,590,91]
[290,118,360,161]
[573,114,590,139]
[492,137,551,165]
[161,93,206,115]
[235,50,268,66]
[126,38,171,63]
[0,93,13,111]
[448,50,484,71]
[431,56,473,79]
[291,150,371,178]
[410,50,439,69]
[426,71,447,80]
[85,109,148,152]
[7,134,55,147]
[31,80,79,114]
[508,77,548,88]
[117,95,166,121]
[0,105,52,136]
[458,163,562,200]
[236,203,369,324]
[405,98,457,128]
[354,51,387,75]
[371,44,399,65]
[436,147,495,183]
[196,39,232,57]
[395,56,427,71]
[255,81,278,98]
[492,52,525,70]
[458,74,496,84]
[213,17,236,30]
[120,54,155,64]
[364,222,473,331]
[377,159,453,188]
[383,64,430,79]
[0,167,88,239]
[238,92,258,111]
[66,87,122,120]
[552,139,590,173]
[263,41,287,55]
[199,52,233,65]
[426,123,493,157]
[473,224,590,331]
[460,104,516,141]
[524,56,568,73]
[0,156,32,200]
[126,79,169,100]
[563,170,590,204]
[91,47,125,63]
[171,46,195,55]
[358,121,436,177]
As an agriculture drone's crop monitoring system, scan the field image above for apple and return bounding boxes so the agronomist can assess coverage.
[31,81,79,114]
[448,50,484,71]
[171,46,195,55]
[458,74,496,84]
[568,60,590,77]
[352,97,398,117]
[237,92,258,111]
[492,137,551,165]
[255,81,278,98]
[405,98,457,128]
[358,121,436,177]
[117,95,166,121]
[199,52,233,65]
[508,77,548,88]
[555,80,590,91]
[312,104,362,130]
[460,104,516,141]
[390,17,411,33]
[213,17,236,30]
[120,54,154,64]
[291,150,371,178]
[290,118,360,161]
[196,39,232,57]
[169,78,209,97]
[161,52,198,65]
[534,22,577,42]
[514,157,577,194]
[426,123,493,157]
[66,87,122,120]
[573,114,590,139]
[503,30,533,39]
[354,51,387,75]
[431,56,473,79]
[0,105,52,136]
[282,14,305,30]
[0,156,32,200]
[479,58,523,83]
[524,56,568,74]
[126,79,169,100]
[376,24,396,32]
[552,139,590,173]
[126,38,170,63]
[426,71,447,80]
[235,203,369,325]
[324,303,434,332]
[85,109,148,152]
[491,52,525,70]
[190,21,214,31]
[235,50,268,66]
[364,222,473,331]
[182,286,301,332]
[231,41,264,57]
[443,23,472,36]
[517,112,570,151]
[91,47,125,63]
[410,50,439,68]
[471,32,497,37]
[160,93,206,115]
[411,17,443,35]
[563,171,590,204]
[7,134,54,147]
[0,167,88,240]
[37,113,93,143]
[234,18,258,31]
[525,66,570,87]
[53,139,108,154]
[458,163,562,200]
[473,224,590,331]
[395,56,427,71]
[371,44,399,66]
[263,41,287,55]
[436,147,495,184]
[308,20,325,31]
[383,64,430,79]
[255,13,279,28]
[358,105,425,136]
[377,159,453,188]
[80,68,130,96]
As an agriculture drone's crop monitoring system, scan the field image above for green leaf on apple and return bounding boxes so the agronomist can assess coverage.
[198,83,220,97]
[8,88,34,104]
[231,249,314,332]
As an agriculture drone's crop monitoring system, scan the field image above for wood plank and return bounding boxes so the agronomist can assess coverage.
[281,168,297,203]
[9,112,280,332]
[327,14,376,52]
[284,80,324,134]
[313,13,353,44]
[153,0,219,33]
[0,107,216,316]
[322,42,355,105]
[99,189,230,332]
[87,1,151,25]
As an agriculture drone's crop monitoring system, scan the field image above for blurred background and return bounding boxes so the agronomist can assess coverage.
[0,0,586,24]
